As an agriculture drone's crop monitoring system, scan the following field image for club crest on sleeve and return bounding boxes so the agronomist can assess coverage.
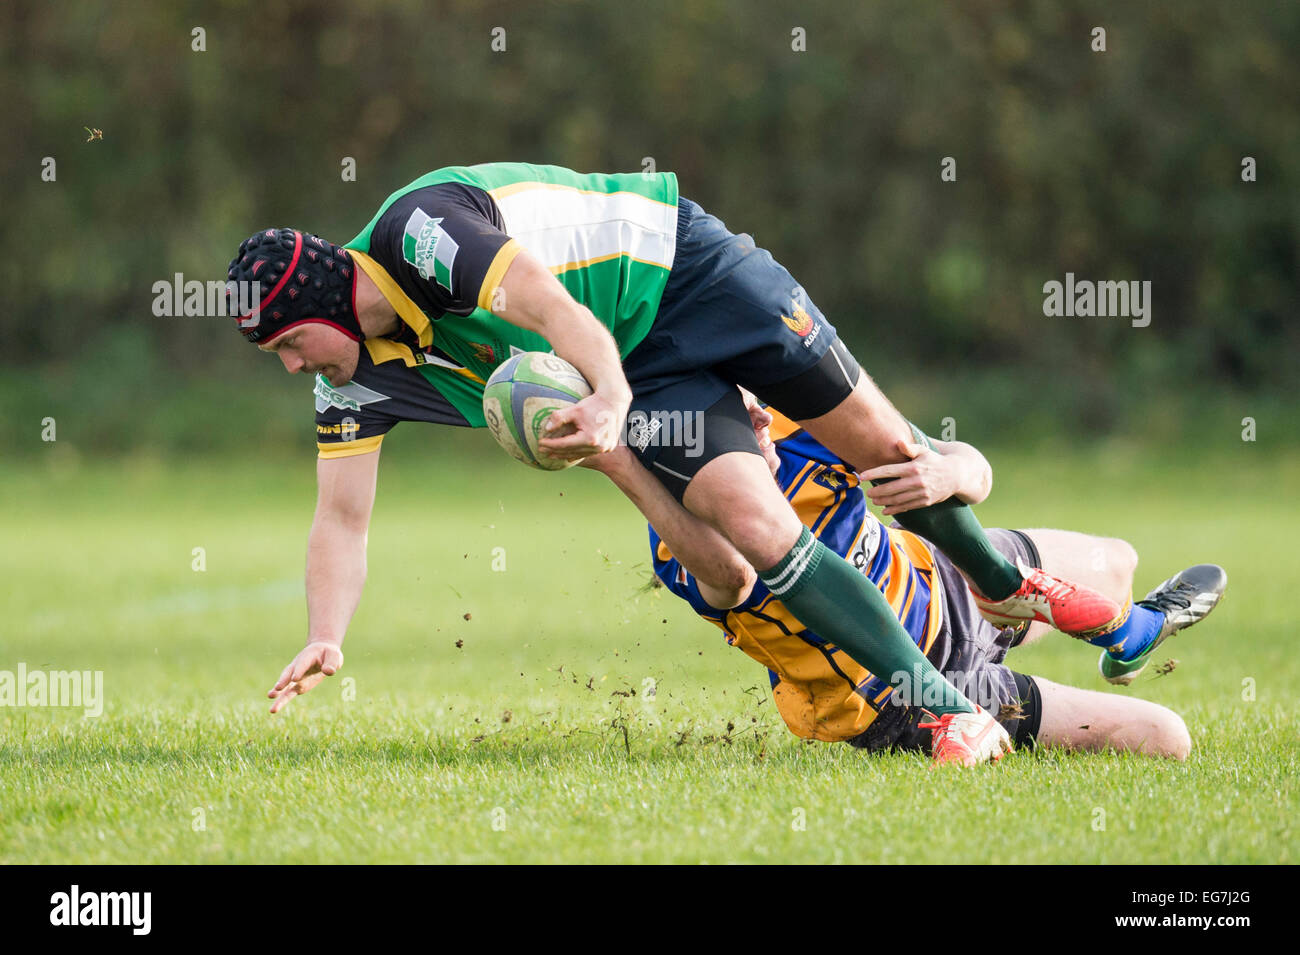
[780,298,821,347]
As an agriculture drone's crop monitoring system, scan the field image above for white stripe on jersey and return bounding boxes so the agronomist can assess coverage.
[489,183,678,273]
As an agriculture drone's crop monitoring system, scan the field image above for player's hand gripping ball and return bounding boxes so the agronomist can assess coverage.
[483,352,594,470]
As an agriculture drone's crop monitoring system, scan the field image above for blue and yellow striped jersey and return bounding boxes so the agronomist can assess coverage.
[650,411,945,741]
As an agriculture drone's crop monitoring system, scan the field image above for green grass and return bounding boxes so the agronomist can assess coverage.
[1,433,1296,863]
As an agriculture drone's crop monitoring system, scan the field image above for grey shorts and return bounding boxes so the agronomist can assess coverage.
[849,528,1042,754]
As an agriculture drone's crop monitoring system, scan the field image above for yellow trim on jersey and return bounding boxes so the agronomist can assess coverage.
[348,249,434,348]
[362,324,486,384]
[317,435,384,459]
[365,337,421,367]
[450,366,486,384]
[809,483,850,537]
[476,238,522,311]
[486,180,677,207]
[418,352,487,383]
[551,250,623,275]
[560,252,677,273]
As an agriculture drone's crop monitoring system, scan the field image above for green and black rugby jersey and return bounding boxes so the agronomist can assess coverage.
[316,162,681,458]
[314,343,486,458]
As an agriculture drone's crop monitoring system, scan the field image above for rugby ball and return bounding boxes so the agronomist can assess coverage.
[482,352,593,470]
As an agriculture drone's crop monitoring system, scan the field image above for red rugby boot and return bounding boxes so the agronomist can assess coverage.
[919,706,1013,767]
[971,558,1126,637]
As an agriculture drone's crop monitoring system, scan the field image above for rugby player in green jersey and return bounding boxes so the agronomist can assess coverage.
[226,164,1135,760]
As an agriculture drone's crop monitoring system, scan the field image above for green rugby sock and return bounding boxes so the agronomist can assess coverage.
[759,527,975,716]
[872,421,1022,600]
[885,496,1023,600]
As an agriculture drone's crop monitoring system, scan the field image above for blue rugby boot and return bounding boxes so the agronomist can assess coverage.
[1099,564,1228,686]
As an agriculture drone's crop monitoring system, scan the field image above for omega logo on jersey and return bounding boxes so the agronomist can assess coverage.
[313,375,389,413]
[402,209,460,292]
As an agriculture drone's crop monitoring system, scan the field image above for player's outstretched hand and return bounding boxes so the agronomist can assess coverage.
[539,391,627,460]
[860,439,964,515]
[268,641,343,714]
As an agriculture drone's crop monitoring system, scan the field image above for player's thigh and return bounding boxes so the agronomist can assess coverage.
[648,205,869,437]
[681,249,910,475]
[1033,676,1190,759]
[626,381,803,568]
[683,450,804,568]
[1020,528,1138,606]
[794,366,916,473]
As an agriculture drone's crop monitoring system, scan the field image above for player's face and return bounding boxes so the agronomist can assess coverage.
[258,323,359,386]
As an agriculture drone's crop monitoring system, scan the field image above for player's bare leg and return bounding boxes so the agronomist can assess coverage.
[1016,530,1139,646]
[1005,529,1225,685]
[1030,676,1191,759]
[794,370,914,475]
[681,451,805,569]
[680,449,992,724]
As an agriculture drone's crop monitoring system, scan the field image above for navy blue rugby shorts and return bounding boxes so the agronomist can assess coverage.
[622,198,860,499]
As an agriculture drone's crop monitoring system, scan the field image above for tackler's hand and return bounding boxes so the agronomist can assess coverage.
[859,439,963,516]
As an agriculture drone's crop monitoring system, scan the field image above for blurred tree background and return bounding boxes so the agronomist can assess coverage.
[3,0,1297,459]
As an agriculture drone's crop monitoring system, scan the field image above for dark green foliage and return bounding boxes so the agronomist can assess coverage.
[3,1,1296,453]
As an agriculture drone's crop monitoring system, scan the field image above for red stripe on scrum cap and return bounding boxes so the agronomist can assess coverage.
[262,317,363,344]
[349,258,359,321]
[239,231,304,321]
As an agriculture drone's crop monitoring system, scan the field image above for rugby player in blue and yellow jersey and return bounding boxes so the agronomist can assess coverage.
[226,164,1147,755]
[585,396,1225,763]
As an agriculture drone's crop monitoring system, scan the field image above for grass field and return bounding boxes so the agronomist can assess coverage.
[1,433,1296,864]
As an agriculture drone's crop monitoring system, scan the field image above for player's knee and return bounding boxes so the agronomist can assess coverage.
[715,560,758,607]
[1167,713,1192,761]
[1103,537,1139,596]
[693,492,802,569]
[1097,537,1138,597]
[1150,709,1192,761]
[726,512,802,568]
[717,556,757,595]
